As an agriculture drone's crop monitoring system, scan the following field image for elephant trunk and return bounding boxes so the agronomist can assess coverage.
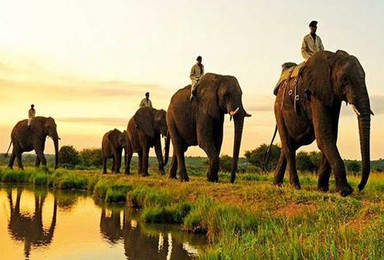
[163,131,170,165]
[231,113,245,183]
[53,138,59,169]
[357,96,371,191]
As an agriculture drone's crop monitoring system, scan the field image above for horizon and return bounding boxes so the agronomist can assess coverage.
[1,0,383,160]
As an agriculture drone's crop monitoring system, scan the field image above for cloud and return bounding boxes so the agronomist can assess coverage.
[57,117,128,126]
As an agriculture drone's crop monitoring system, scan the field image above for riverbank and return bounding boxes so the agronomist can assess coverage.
[1,167,384,259]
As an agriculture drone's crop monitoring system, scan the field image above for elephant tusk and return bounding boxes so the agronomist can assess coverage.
[350,104,361,116]
[370,109,375,116]
[229,107,240,116]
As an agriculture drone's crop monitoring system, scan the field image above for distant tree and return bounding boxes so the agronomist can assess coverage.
[244,144,281,171]
[219,155,233,172]
[296,151,316,172]
[59,145,80,169]
[79,148,103,168]
[347,160,361,173]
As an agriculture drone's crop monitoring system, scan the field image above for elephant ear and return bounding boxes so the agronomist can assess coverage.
[134,108,155,137]
[304,55,334,106]
[108,129,121,148]
[199,74,220,119]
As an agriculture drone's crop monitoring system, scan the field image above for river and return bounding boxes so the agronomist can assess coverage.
[0,185,205,260]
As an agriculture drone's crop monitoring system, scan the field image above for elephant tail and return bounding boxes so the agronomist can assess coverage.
[4,141,12,157]
[263,125,278,171]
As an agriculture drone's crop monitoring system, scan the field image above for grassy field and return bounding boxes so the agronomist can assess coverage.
[1,166,384,259]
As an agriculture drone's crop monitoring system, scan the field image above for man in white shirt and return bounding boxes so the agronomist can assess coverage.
[190,56,204,101]
[301,20,324,60]
[139,92,153,108]
[28,104,36,128]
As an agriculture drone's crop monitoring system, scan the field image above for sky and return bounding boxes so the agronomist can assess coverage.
[0,0,383,159]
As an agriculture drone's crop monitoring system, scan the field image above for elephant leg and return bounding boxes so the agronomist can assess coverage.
[125,152,132,174]
[36,151,47,167]
[142,146,150,176]
[138,151,143,174]
[103,157,107,174]
[317,153,331,192]
[8,151,16,169]
[176,150,188,182]
[200,142,219,182]
[16,153,24,170]
[273,152,287,186]
[276,117,300,189]
[313,101,352,196]
[154,138,165,175]
[112,157,116,173]
[169,151,178,179]
[115,152,121,174]
[35,156,41,167]
[321,144,352,196]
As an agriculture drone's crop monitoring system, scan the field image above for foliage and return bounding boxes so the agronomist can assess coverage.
[79,148,103,168]
[244,144,281,171]
[347,160,361,173]
[296,151,317,172]
[59,145,80,169]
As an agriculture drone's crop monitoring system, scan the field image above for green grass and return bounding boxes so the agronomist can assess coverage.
[1,166,384,259]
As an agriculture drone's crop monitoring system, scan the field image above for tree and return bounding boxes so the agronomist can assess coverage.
[244,144,281,171]
[296,151,316,172]
[219,155,232,172]
[79,148,103,168]
[347,160,361,173]
[59,145,80,169]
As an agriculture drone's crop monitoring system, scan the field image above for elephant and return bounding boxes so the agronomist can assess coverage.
[7,188,57,259]
[7,116,60,170]
[273,50,372,196]
[167,73,251,183]
[102,129,127,174]
[125,107,170,176]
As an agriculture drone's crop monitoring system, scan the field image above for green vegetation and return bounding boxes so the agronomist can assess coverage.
[1,166,384,259]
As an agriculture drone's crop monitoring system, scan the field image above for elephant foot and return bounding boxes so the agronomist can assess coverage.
[207,176,218,183]
[291,183,301,190]
[102,172,107,174]
[169,175,177,180]
[125,171,130,175]
[273,181,284,187]
[142,173,149,177]
[337,184,353,197]
[179,175,189,182]
[318,185,329,192]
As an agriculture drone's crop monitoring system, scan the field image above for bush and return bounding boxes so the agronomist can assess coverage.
[59,145,80,168]
[347,160,361,173]
[220,155,232,172]
[79,148,103,168]
[296,151,316,172]
[244,144,281,171]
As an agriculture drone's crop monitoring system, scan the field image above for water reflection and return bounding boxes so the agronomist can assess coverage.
[0,186,204,260]
[100,208,201,259]
[7,187,57,259]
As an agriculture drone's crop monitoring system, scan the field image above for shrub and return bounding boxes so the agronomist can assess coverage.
[244,144,281,171]
[59,145,80,168]
[79,148,103,168]
[347,160,361,173]
[296,151,316,172]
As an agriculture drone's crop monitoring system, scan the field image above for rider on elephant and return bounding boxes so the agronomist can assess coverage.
[28,104,36,128]
[190,56,204,101]
[301,20,324,60]
[139,92,153,108]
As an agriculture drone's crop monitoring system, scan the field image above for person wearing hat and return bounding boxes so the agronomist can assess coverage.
[301,20,324,60]
[189,56,204,101]
[28,104,36,128]
[139,92,153,108]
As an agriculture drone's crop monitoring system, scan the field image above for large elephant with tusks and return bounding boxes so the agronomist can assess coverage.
[273,50,372,196]
[167,73,251,183]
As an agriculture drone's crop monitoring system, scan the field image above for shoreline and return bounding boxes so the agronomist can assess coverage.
[1,167,384,258]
